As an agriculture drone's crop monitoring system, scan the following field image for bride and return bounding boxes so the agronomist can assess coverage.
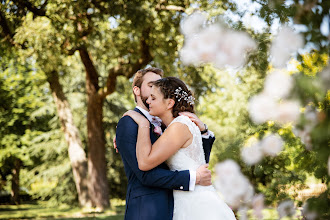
[124,77,236,220]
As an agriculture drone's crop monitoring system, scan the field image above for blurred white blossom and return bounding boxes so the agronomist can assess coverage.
[264,70,293,99]
[271,26,304,68]
[261,134,284,156]
[277,200,296,219]
[180,13,256,68]
[241,143,263,165]
[214,160,254,209]
[214,30,257,68]
[252,194,264,220]
[180,12,207,36]
[302,202,318,220]
[242,184,255,204]
[274,100,300,125]
[320,64,330,90]
[238,206,248,220]
[304,106,319,128]
[196,25,223,62]
[179,37,202,65]
[292,106,318,150]
[293,128,312,150]
[248,93,277,124]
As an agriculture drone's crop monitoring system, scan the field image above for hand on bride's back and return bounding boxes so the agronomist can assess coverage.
[123,110,149,126]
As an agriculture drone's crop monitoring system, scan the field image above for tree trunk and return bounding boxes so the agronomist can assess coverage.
[78,48,109,209]
[86,93,109,209]
[11,159,21,205]
[47,71,91,207]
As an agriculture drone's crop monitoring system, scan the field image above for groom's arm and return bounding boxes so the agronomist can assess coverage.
[116,116,190,191]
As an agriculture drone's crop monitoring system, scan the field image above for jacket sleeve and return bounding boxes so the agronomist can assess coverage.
[116,116,190,191]
[202,135,215,163]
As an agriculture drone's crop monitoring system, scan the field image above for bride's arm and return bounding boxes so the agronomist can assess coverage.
[137,122,191,171]
[123,110,192,171]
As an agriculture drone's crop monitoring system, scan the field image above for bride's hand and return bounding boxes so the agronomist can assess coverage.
[123,110,149,127]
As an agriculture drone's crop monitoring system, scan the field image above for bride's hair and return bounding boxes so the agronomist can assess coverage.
[150,77,195,117]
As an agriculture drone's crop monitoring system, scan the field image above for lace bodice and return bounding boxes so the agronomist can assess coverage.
[166,115,206,171]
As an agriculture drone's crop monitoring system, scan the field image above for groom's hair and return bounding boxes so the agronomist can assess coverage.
[132,67,164,102]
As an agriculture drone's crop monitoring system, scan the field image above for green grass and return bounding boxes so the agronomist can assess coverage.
[0,201,302,220]
[0,201,125,220]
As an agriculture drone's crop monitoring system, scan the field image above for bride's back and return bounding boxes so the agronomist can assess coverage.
[166,115,206,171]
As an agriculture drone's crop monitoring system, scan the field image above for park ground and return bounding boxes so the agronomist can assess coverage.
[0,199,303,220]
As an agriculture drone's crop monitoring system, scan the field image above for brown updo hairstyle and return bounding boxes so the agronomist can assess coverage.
[150,77,195,117]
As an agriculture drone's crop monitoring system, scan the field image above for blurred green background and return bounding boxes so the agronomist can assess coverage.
[0,0,329,219]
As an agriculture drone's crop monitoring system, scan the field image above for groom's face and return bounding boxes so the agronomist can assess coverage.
[140,72,161,109]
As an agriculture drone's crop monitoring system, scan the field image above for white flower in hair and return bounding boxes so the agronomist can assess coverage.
[174,87,195,105]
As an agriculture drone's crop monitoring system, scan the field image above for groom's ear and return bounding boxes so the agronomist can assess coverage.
[167,99,175,110]
[133,86,140,97]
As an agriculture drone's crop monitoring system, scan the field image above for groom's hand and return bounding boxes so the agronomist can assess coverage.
[196,164,212,186]
[179,112,206,131]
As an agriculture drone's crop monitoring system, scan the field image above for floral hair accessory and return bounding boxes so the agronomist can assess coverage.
[174,87,195,105]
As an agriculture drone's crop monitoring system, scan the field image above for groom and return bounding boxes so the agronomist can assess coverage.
[115,67,215,220]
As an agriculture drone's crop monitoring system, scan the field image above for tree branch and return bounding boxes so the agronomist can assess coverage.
[293,0,318,23]
[100,28,153,99]
[79,47,100,94]
[0,10,16,46]
[12,0,47,16]
[155,4,186,12]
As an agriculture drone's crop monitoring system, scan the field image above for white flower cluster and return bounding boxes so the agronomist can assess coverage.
[277,200,296,219]
[180,12,257,68]
[302,202,318,220]
[241,134,284,165]
[214,160,254,209]
[248,70,300,125]
[320,64,330,90]
[214,160,266,219]
[293,106,319,150]
[270,26,304,68]
[252,194,264,220]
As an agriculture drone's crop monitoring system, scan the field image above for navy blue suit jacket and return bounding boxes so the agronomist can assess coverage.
[116,108,215,220]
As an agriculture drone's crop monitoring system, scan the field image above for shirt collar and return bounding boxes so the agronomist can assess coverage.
[136,106,162,123]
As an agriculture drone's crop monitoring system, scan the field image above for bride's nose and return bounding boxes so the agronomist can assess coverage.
[146,97,151,104]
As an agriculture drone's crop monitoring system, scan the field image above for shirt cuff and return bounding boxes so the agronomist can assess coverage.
[189,170,196,191]
[201,130,214,139]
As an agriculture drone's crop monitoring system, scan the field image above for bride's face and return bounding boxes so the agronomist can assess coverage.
[147,86,172,117]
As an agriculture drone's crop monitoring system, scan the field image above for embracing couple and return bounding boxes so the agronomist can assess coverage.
[115,67,235,220]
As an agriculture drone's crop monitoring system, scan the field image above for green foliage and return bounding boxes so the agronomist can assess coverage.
[0,0,329,216]
[0,58,49,186]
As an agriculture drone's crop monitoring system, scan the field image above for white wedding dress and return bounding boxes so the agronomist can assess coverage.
[166,116,236,220]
